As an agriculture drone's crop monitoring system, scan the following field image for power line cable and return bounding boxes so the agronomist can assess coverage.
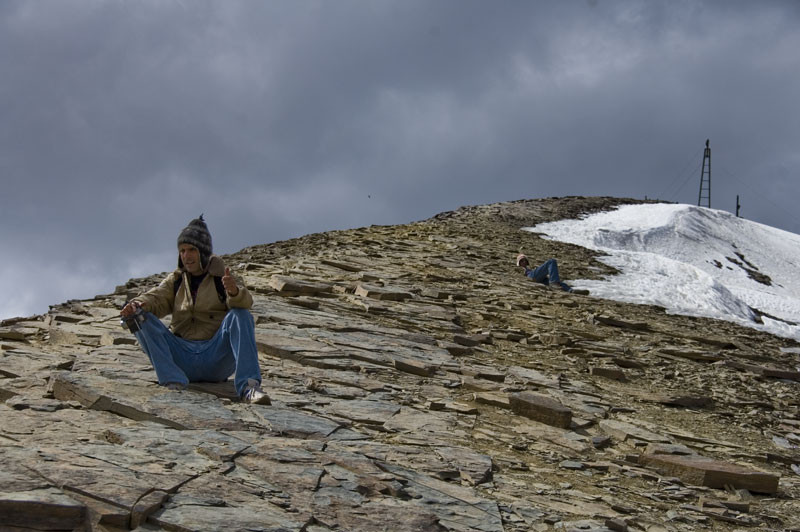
[655,144,705,202]
[665,160,703,204]
[716,164,800,233]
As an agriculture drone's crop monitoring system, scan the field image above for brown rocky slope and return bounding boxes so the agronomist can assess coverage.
[2,196,800,531]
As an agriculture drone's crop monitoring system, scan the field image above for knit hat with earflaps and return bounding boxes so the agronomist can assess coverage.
[177,215,213,270]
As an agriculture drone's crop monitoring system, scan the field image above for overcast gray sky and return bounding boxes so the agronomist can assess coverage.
[2,0,799,320]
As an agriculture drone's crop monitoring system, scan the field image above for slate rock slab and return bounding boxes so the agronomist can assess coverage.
[641,453,780,494]
[0,347,75,377]
[378,462,504,532]
[252,405,344,439]
[269,275,333,295]
[50,371,249,430]
[105,425,253,470]
[323,398,401,425]
[0,458,89,531]
[599,418,671,444]
[15,442,194,519]
[510,391,573,429]
[0,487,87,530]
[354,283,413,301]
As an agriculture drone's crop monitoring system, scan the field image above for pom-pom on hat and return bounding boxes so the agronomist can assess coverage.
[177,214,213,269]
[515,253,528,267]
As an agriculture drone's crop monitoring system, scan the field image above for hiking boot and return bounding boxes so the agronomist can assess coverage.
[571,289,590,295]
[242,378,271,405]
[165,382,187,391]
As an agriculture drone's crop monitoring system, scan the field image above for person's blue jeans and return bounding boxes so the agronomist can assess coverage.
[526,259,572,292]
[134,308,261,396]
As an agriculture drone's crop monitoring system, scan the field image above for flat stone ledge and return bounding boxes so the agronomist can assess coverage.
[592,314,651,331]
[598,419,671,444]
[269,275,334,295]
[640,453,780,494]
[509,391,572,429]
[0,488,87,530]
[394,357,437,377]
[590,366,626,381]
[354,283,413,301]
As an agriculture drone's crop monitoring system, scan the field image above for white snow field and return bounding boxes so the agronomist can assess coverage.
[527,203,800,341]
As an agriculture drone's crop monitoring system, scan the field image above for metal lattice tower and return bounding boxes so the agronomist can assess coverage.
[698,139,711,208]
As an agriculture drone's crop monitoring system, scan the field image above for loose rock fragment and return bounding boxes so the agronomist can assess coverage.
[510,391,573,429]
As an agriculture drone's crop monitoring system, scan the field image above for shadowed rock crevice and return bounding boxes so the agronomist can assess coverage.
[2,196,800,531]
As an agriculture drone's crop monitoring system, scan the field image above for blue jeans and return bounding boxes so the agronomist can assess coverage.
[134,308,262,396]
[526,259,572,291]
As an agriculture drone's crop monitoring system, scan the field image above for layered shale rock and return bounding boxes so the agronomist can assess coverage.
[2,196,800,531]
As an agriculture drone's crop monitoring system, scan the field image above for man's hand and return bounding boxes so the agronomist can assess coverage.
[121,301,144,317]
[222,267,239,297]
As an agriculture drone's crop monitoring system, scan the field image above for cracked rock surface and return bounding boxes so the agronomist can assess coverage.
[2,196,800,531]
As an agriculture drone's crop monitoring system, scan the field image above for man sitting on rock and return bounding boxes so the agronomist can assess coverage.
[120,215,270,404]
[516,253,575,293]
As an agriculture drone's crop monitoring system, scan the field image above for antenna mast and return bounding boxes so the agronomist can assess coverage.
[698,139,711,208]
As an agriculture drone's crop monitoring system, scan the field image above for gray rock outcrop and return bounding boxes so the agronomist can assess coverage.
[2,196,799,531]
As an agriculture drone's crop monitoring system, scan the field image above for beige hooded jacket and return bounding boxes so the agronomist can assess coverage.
[134,255,253,341]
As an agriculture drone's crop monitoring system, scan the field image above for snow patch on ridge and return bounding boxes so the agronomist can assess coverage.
[527,203,800,341]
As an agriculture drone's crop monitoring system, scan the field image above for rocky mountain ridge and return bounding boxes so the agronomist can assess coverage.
[2,196,799,531]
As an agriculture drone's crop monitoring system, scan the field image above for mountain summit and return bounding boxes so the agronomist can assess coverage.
[2,196,799,531]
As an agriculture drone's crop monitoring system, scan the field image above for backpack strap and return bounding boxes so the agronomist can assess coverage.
[173,275,181,296]
[173,274,227,303]
[213,275,228,303]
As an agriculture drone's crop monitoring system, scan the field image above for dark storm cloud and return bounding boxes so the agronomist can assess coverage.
[2,0,799,319]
